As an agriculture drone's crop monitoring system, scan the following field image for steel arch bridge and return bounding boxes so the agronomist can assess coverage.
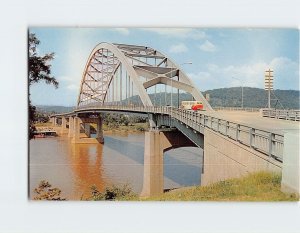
[77,42,212,110]
[50,42,293,197]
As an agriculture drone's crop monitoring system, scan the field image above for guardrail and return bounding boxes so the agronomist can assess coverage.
[71,104,284,162]
[261,109,300,121]
[170,108,283,162]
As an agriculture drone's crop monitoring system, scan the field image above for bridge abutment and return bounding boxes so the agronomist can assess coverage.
[201,128,282,186]
[281,130,300,197]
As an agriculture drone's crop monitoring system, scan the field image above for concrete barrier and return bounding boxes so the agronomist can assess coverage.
[281,130,300,197]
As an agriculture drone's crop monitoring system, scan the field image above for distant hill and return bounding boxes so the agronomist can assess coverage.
[36,87,299,113]
[203,87,300,109]
[36,105,75,114]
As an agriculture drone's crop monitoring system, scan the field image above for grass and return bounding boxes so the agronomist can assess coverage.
[126,172,298,201]
[33,172,298,201]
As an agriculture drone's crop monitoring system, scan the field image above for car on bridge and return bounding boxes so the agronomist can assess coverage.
[181,101,204,111]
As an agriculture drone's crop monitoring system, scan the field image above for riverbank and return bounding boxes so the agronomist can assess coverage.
[102,122,149,132]
[121,172,298,201]
[35,122,149,133]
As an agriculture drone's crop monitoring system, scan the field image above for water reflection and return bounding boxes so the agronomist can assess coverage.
[29,132,203,200]
[67,143,106,199]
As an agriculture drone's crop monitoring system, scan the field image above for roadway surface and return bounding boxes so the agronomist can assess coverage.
[209,110,300,134]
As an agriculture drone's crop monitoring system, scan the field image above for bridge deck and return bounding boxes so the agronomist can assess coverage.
[211,111,299,134]
[52,105,299,163]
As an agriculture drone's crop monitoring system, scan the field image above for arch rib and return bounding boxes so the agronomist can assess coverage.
[77,42,153,107]
[77,42,213,111]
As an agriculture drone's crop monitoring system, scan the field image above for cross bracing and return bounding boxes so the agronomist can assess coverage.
[77,42,212,110]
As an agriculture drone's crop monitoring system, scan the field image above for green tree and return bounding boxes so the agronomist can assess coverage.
[28,33,58,139]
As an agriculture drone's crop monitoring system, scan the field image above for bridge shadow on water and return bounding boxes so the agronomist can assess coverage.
[104,136,145,164]
[103,136,202,187]
[164,151,202,187]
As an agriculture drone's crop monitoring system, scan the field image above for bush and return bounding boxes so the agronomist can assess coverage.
[33,180,66,200]
[136,126,145,131]
[89,184,136,201]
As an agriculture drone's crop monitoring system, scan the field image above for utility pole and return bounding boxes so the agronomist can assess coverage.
[264,69,274,109]
[231,77,243,108]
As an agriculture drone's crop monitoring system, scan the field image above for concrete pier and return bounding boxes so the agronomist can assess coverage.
[70,116,104,144]
[68,116,74,138]
[60,116,68,134]
[96,117,104,143]
[84,123,91,138]
[140,130,196,197]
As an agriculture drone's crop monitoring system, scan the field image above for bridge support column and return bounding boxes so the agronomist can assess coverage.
[68,117,74,138]
[71,116,103,144]
[50,117,55,126]
[60,116,68,134]
[140,130,164,197]
[140,130,196,197]
[96,116,104,143]
[71,117,82,143]
[52,117,57,126]
[148,114,157,129]
[84,123,91,138]
[281,130,300,197]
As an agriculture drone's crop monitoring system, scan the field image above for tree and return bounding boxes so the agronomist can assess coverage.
[33,180,66,200]
[28,33,58,139]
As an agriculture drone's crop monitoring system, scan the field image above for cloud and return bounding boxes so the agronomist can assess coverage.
[187,71,219,91]
[58,76,80,91]
[198,40,216,52]
[169,43,188,53]
[141,28,206,40]
[188,57,299,90]
[113,28,130,35]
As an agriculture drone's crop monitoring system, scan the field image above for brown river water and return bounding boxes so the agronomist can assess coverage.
[29,131,203,200]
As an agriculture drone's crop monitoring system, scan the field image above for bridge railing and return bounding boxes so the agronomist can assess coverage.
[169,108,283,162]
[75,105,284,162]
[261,108,300,121]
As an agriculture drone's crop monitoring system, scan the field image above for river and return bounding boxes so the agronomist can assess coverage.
[29,131,203,200]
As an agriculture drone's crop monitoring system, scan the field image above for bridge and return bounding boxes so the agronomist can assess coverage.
[50,42,299,197]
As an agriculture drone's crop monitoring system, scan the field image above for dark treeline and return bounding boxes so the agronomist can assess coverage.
[203,87,299,109]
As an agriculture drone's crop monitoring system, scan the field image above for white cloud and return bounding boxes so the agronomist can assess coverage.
[188,57,299,90]
[141,28,206,40]
[62,30,95,98]
[198,40,216,52]
[58,76,80,91]
[169,43,188,53]
[187,71,219,90]
[113,28,130,35]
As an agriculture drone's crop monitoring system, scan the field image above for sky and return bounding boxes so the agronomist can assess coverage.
[29,28,299,106]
